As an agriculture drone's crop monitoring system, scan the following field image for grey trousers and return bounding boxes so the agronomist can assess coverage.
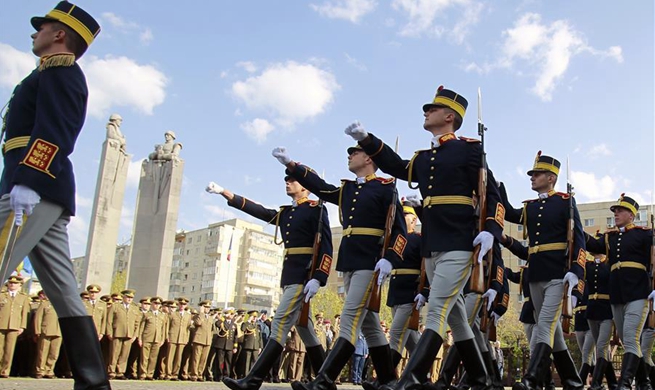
[339,270,387,347]
[612,300,649,356]
[464,292,489,353]
[0,196,86,318]
[523,323,536,352]
[529,280,567,352]
[588,319,613,361]
[424,251,474,342]
[641,328,655,366]
[269,284,321,347]
[575,330,596,365]
[389,303,419,354]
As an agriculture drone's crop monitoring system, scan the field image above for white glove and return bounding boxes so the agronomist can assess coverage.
[648,290,655,306]
[374,258,393,286]
[344,121,369,141]
[405,194,421,208]
[303,279,320,303]
[571,295,578,308]
[490,312,501,326]
[414,294,426,310]
[272,147,292,165]
[472,231,494,264]
[9,184,40,227]
[563,272,579,296]
[482,289,497,311]
[205,182,224,195]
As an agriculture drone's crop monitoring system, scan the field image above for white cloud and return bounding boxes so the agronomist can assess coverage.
[391,0,483,43]
[344,53,368,71]
[140,28,154,45]
[120,204,134,230]
[76,193,93,209]
[231,61,340,128]
[571,171,617,202]
[102,12,139,29]
[81,55,168,118]
[236,61,258,73]
[241,118,275,144]
[126,159,144,189]
[68,214,89,257]
[244,175,263,185]
[310,0,377,23]
[464,13,623,101]
[204,204,239,222]
[102,12,154,45]
[0,43,36,89]
[586,144,612,158]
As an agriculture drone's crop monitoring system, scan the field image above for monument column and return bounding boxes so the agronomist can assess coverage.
[126,131,184,297]
[81,114,130,293]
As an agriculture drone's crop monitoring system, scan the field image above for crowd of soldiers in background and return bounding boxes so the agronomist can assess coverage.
[0,278,460,383]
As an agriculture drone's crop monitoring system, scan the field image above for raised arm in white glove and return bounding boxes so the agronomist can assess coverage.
[472,231,494,264]
[405,194,421,208]
[303,279,321,303]
[272,147,292,165]
[374,258,392,286]
[482,288,497,311]
[563,272,579,296]
[571,295,578,308]
[205,182,224,195]
[10,184,40,226]
[344,121,369,142]
[414,294,426,310]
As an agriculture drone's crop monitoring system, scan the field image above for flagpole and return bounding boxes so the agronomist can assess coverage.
[224,227,233,309]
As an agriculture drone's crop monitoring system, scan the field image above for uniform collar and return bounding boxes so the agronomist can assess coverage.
[356,173,377,184]
[538,190,556,199]
[292,197,309,207]
[431,132,457,148]
[619,223,636,232]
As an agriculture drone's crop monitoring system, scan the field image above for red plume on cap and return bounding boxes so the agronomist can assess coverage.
[437,85,444,92]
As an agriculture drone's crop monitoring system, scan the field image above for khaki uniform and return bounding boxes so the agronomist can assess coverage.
[167,310,192,379]
[138,310,167,379]
[189,313,214,380]
[33,300,61,377]
[106,302,141,377]
[84,299,107,339]
[0,290,30,377]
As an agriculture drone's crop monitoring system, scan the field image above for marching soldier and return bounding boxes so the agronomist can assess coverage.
[138,297,167,380]
[106,289,141,379]
[273,138,407,390]
[84,284,107,341]
[0,2,108,388]
[189,300,214,381]
[33,291,61,378]
[241,310,262,378]
[500,152,586,390]
[215,309,239,381]
[585,194,654,390]
[572,278,594,384]
[206,174,332,390]
[583,248,617,390]
[350,86,504,390]
[166,297,192,380]
[0,275,30,378]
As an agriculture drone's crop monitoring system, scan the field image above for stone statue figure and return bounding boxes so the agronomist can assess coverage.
[148,130,183,161]
[106,113,126,152]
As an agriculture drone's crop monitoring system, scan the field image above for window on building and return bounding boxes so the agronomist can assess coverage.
[182,287,185,292]
[338,286,345,294]
[184,274,188,281]
[184,262,189,268]
[584,218,595,227]
[197,235,202,242]
[337,271,343,278]
[188,237,193,244]
[192,286,195,292]
[636,210,647,221]
[607,217,615,227]
[186,250,190,255]
[517,225,523,231]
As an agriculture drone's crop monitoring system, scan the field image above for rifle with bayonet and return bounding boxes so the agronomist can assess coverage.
[470,87,487,294]
[408,259,425,331]
[298,199,325,327]
[561,157,574,334]
[648,211,655,328]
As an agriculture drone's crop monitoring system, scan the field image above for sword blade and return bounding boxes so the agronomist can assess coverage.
[0,215,21,282]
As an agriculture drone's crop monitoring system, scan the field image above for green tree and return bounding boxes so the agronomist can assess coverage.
[111,271,126,293]
[311,287,344,320]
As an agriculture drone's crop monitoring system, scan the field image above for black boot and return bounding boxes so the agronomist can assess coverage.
[223,340,284,390]
[482,351,503,390]
[579,363,591,386]
[635,358,653,390]
[617,353,640,390]
[291,338,355,390]
[306,345,327,375]
[59,316,111,390]
[362,344,398,390]
[391,349,403,370]
[648,365,655,390]
[605,359,617,390]
[425,345,461,390]
[542,357,556,390]
[552,349,584,390]
[512,342,552,390]
[456,339,490,390]
[381,329,443,390]
[589,358,608,390]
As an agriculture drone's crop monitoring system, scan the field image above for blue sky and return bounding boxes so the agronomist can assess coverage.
[1,0,653,258]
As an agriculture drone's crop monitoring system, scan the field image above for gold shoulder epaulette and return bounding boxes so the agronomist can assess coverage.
[38,53,75,71]
[605,227,619,234]
[308,200,320,207]
[374,177,395,185]
[458,136,481,143]
[554,192,570,199]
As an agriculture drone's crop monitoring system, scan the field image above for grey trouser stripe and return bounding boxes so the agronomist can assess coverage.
[612,300,649,356]
[575,330,595,365]
[465,292,489,353]
[339,270,387,348]
[641,328,655,366]
[523,323,535,352]
[0,196,86,318]
[389,303,419,354]
[270,284,320,348]
[529,280,566,352]
[425,251,474,342]
[588,319,613,361]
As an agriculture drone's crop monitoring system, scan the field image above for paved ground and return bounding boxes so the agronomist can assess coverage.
[0,378,372,390]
